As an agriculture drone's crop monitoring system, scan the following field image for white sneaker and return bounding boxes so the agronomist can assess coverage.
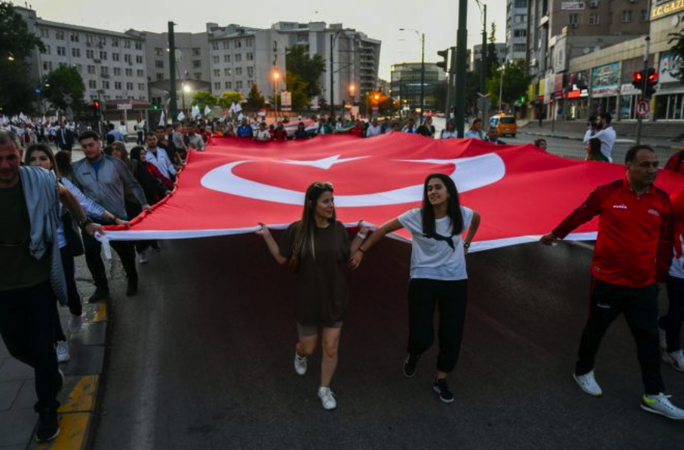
[56,341,70,363]
[294,352,307,376]
[663,350,684,373]
[641,393,684,420]
[138,249,148,264]
[573,370,603,397]
[317,387,337,411]
[68,314,83,334]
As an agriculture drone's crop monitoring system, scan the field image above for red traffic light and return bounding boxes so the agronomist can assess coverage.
[647,72,659,84]
[93,100,100,109]
[632,71,643,83]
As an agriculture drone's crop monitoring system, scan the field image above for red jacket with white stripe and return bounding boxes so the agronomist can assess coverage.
[553,178,673,288]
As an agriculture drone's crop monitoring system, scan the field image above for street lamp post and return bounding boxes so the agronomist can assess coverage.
[349,83,355,106]
[498,63,505,113]
[399,28,425,124]
[182,83,191,115]
[273,70,280,118]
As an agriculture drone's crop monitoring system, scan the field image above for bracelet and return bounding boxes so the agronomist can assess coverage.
[357,231,368,240]
[359,247,366,253]
[463,242,470,249]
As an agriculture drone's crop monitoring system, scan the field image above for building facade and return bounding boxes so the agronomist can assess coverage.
[472,43,507,72]
[390,63,446,113]
[506,0,529,61]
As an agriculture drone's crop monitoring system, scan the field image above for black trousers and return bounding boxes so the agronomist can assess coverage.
[660,276,684,353]
[82,228,137,289]
[407,278,468,373]
[576,279,664,395]
[0,282,61,411]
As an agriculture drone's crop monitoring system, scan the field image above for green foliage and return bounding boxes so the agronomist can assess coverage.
[43,66,86,112]
[486,59,532,108]
[217,91,243,109]
[285,45,326,102]
[465,70,481,110]
[244,83,265,111]
[668,30,684,83]
[0,2,45,114]
[190,91,218,109]
[284,73,310,110]
[485,22,499,80]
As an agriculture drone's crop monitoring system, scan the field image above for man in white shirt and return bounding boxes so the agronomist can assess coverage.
[366,117,382,137]
[583,112,616,162]
[145,132,177,180]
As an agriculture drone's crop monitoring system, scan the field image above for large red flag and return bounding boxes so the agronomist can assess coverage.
[100,134,684,252]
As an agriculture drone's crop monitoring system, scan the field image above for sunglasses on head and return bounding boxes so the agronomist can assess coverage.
[314,181,333,189]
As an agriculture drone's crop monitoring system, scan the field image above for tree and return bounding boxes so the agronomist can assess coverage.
[285,45,326,102]
[0,2,45,114]
[669,30,684,83]
[244,83,265,111]
[217,91,243,109]
[486,59,532,109]
[191,91,218,109]
[485,22,499,80]
[43,66,86,112]
[283,73,310,110]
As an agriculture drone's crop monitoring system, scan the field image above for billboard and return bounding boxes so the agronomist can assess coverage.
[658,51,683,85]
[591,63,620,97]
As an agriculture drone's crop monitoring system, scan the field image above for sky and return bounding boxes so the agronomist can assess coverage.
[23,0,507,79]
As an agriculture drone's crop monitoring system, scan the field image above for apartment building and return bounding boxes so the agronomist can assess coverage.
[506,0,529,61]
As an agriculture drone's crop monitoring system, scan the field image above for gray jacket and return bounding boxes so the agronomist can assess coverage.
[71,155,147,220]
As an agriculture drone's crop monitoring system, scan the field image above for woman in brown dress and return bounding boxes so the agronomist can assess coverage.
[256,181,368,411]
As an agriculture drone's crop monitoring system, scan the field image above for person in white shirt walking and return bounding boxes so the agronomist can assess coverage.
[583,112,616,162]
[144,133,177,181]
[365,117,382,138]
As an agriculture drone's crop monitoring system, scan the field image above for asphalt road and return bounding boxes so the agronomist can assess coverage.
[91,234,684,450]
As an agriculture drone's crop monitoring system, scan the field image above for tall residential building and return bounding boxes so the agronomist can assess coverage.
[506,0,528,61]
[390,63,446,112]
[16,7,149,104]
[472,43,507,71]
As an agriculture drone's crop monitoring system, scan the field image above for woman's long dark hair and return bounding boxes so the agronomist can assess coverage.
[293,181,335,260]
[25,143,59,176]
[587,138,604,162]
[421,173,464,236]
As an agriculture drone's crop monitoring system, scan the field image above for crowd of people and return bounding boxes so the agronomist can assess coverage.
[1,110,684,443]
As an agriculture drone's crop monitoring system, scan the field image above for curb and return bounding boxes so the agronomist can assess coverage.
[520,131,682,151]
[28,303,108,450]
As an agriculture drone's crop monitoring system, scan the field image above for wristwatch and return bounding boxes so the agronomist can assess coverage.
[463,242,470,249]
[79,218,93,229]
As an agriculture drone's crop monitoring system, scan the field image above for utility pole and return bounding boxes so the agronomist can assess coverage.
[480,3,487,119]
[636,35,650,145]
[330,34,335,117]
[419,33,425,124]
[168,22,177,121]
[454,0,469,138]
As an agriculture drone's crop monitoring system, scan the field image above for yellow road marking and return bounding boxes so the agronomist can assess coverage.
[92,303,107,323]
[60,376,99,413]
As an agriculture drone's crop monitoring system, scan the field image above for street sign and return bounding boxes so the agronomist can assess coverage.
[636,100,650,117]
[117,103,133,110]
[280,91,292,112]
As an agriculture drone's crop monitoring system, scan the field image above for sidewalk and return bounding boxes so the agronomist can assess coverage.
[0,258,122,449]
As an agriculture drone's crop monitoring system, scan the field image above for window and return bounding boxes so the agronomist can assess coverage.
[156,73,164,81]
[43,61,52,71]
[194,72,202,79]
[87,65,96,74]
[513,43,526,52]
[100,66,109,76]
[235,53,242,62]
[137,69,144,77]
[192,48,201,56]
[126,82,134,90]
[135,42,142,50]
[246,52,254,61]
[113,67,121,76]
[40,28,49,38]
[589,14,600,25]
[70,33,79,42]
[515,14,526,23]
[86,34,94,45]
[212,42,219,50]
[247,79,253,86]
[155,60,164,68]
[115,81,122,90]
[124,40,131,49]
[154,47,164,56]
[224,54,231,63]
[214,82,221,90]
[236,80,243,89]
[111,38,119,47]
[125,68,133,76]
[224,68,232,76]
[246,38,254,47]
[514,0,527,7]
[72,48,80,57]
[100,51,107,60]
[212,55,220,64]
[621,10,632,23]
[124,54,132,63]
[55,30,65,40]
[222,41,230,49]
[112,53,120,61]
[235,39,242,48]
[136,55,143,64]
[513,29,527,38]
[225,81,231,89]
[102,80,109,89]
[98,37,107,47]
[88,80,97,89]
[193,60,202,68]
[235,67,242,76]
[57,46,66,56]
[214,69,221,77]
[138,83,145,90]
[58,62,67,68]
[41,45,51,55]
[247,66,254,77]
[641,9,648,21]
[86,49,94,59]
[569,14,580,25]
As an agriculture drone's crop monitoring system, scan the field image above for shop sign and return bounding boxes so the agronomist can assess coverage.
[651,0,684,20]
[620,84,641,96]
[561,2,586,10]
[591,63,620,97]
[658,51,683,85]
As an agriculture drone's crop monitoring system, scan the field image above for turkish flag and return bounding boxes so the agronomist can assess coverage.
[101,134,684,252]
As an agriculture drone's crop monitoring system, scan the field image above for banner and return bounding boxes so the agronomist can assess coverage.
[101,134,684,252]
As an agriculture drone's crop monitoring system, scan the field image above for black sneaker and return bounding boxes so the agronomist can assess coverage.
[88,286,109,303]
[433,378,454,403]
[35,408,60,442]
[125,279,138,297]
[403,354,420,378]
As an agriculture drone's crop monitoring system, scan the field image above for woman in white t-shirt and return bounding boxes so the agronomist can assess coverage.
[349,173,480,403]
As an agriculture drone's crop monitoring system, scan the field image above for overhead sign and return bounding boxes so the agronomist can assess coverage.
[636,100,650,117]
[561,2,586,10]
[651,0,684,20]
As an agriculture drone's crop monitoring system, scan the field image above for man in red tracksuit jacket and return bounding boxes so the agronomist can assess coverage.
[540,144,684,420]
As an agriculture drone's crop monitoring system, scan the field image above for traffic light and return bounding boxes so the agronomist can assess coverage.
[92,99,101,116]
[520,96,526,104]
[645,67,658,99]
[436,49,449,72]
[631,70,644,90]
